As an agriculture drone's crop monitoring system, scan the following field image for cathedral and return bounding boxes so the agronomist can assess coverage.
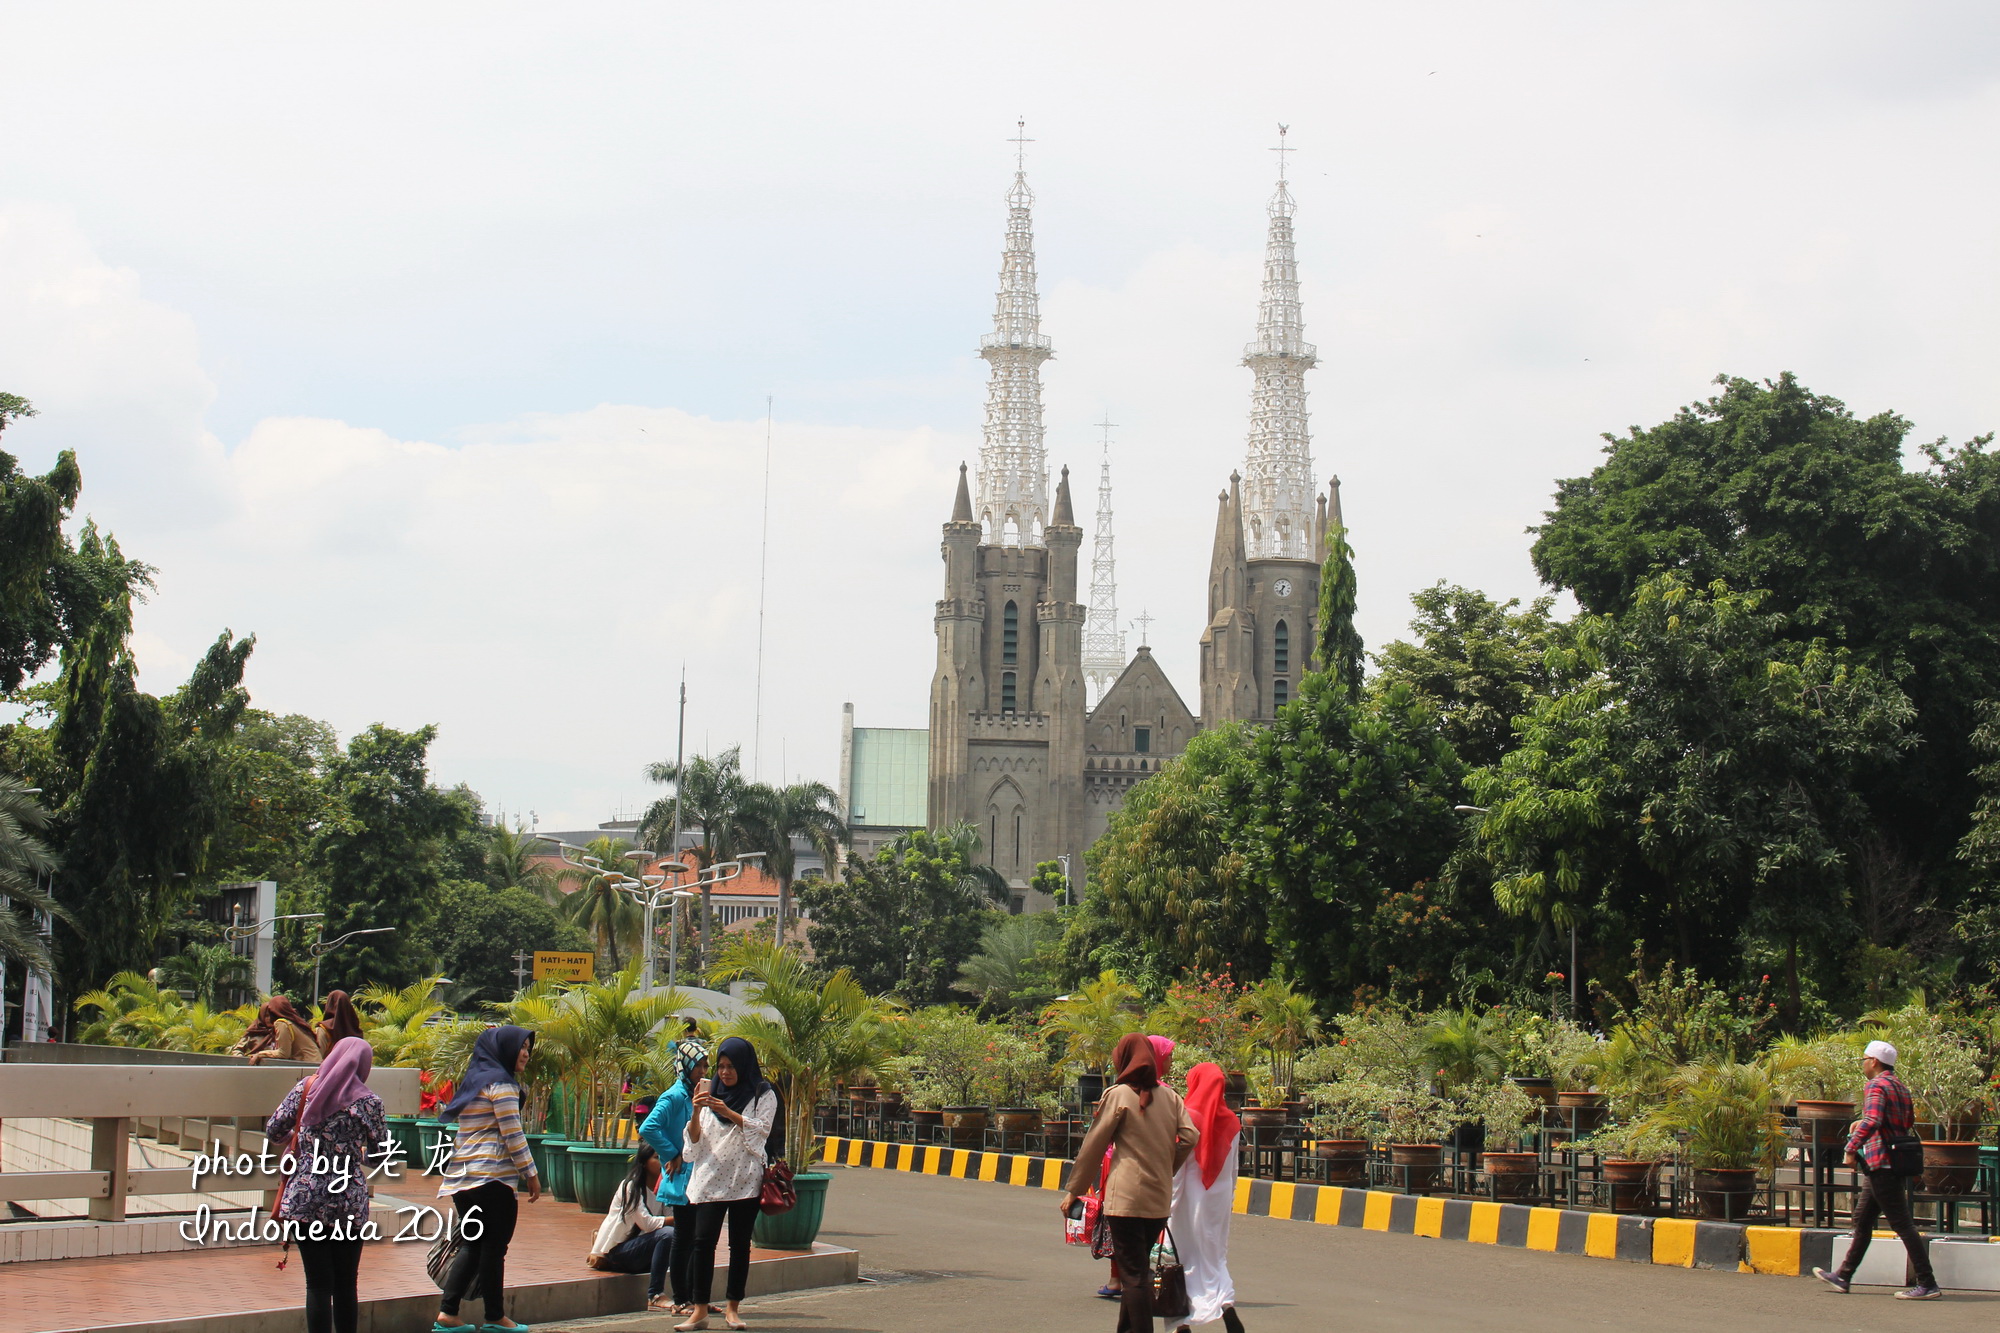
[921,136,1342,906]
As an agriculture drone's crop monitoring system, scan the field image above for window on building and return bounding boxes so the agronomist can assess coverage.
[1009,894,1025,916]
[1274,679,1289,708]
[1002,601,1019,665]
[1014,812,1022,865]
[1133,726,1151,753]
[1274,620,1290,673]
[1001,671,1017,712]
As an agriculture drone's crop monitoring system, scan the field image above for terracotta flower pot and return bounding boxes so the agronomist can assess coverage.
[1691,1166,1758,1220]
[942,1105,988,1147]
[1482,1151,1540,1198]
[1556,1091,1607,1132]
[1793,1099,1855,1122]
[1388,1143,1445,1191]
[1240,1105,1286,1129]
[911,1109,944,1129]
[1602,1159,1656,1213]
[1314,1139,1368,1184]
[1922,1141,1981,1196]
[1508,1076,1558,1106]
[994,1107,1041,1134]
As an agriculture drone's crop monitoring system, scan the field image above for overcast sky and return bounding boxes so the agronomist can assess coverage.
[3,2,1997,828]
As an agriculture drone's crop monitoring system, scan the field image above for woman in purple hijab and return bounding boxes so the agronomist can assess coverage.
[265,1035,386,1333]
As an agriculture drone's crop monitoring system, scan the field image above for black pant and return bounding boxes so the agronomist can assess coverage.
[1839,1169,1936,1287]
[1107,1215,1166,1333]
[689,1197,761,1306]
[598,1227,676,1298]
[297,1237,363,1333]
[440,1181,521,1323]
[667,1204,699,1304]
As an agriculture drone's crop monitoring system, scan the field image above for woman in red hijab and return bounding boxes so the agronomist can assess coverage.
[1166,1063,1246,1333]
[1060,1034,1199,1333]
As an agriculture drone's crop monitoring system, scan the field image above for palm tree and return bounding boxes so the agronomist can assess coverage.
[744,780,848,944]
[532,966,687,1143]
[1247,977,1323,1093]
[712,941,897,1174]
[0,775,62,968]
[486,820,556,894]
[354,973,450,1064]
[157,942,254,1007]
[75,971,183,1047]
[1041,969,1142,1075]
[954,912,1065,1011]
[641,747,755,968]
[553,836,645,974]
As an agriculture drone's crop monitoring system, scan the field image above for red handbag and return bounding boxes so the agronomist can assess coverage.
[759,1157,797,1215]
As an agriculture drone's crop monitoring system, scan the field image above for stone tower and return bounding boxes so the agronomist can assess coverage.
[929,152,1088,899]
[1200,138,1339,725]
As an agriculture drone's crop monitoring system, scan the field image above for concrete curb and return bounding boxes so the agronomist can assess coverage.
[819,1136,2000,1285]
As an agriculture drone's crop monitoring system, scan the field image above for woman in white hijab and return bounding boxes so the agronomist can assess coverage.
[1166,1062,1246,1333]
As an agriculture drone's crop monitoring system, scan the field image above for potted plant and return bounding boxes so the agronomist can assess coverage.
[1640,1058,1784,1220]
[1241,1065,1287,1129]
[713,942,896,1248]
[1577,1118,1674,1213]
[1310,1082,1457,1190]
[1244,977,1322,1097]
[1766,1033,1864,1121]
[1042,970,1141,1104]
[990,1025,1054,1137]
[1471,1079,1543,1198]
[1900,1029,1987,1194]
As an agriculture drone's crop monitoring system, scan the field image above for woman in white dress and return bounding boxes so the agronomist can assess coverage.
[1166,1062,1245,1333]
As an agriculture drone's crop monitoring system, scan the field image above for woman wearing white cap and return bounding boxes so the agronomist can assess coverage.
[1812,1040,1941,1300]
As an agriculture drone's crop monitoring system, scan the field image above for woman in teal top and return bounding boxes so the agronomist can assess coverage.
[639,1041,708,1315]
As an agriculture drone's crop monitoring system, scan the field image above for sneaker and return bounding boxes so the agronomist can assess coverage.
[1895,1285,1943,1301]
[1811,1268,1850,1293]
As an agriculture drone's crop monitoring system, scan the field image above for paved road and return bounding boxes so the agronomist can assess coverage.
[565,1164,2000,1332]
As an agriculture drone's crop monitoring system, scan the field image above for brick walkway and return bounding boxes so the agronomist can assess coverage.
[2,1188,790,1333]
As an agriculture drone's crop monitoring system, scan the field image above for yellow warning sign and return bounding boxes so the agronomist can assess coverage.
[532,950,594,983]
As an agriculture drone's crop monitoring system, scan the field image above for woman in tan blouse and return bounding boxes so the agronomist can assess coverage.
[1059,1034,1199,1333]
[235,997,321,1066]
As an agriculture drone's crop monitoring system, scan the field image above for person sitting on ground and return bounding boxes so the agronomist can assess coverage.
[588,1143,674,1303]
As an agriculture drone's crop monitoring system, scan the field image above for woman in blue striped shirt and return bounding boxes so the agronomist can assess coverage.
[435,1026,542,1333]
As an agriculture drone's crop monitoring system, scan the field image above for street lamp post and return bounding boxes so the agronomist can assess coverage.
[223,911,324,998]
[542,839,762,990]
[1457,803,1579,1015]
[309,927,396,1002]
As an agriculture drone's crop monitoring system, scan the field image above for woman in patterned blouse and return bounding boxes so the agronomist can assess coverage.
[264,1036,386,1333]
[678,1036,779,1332]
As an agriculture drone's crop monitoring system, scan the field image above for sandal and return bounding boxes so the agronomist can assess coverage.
[1096,1285,1123,1300]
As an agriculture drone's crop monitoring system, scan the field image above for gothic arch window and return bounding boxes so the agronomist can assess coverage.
[1274,678,1289,708]
[1001,671,1017,713]
[1003,601,1019,665]
[1013,811,1023,866]
[1274,620,1290,674]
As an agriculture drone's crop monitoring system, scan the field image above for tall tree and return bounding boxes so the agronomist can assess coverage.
[315,724,475,990]
[742,780,848,943]
[1246,525,1467,1001]
[0,394,140,694]
[552,835,645,973]
[796,824,1006,1003]
[484,820,556,895]
[640,747,754,968]
[433,880,591,1004]
[1371,584,1574,770]
[0,774,61,969]
[1471,574,1915,1013]
[1531,373,2000,912]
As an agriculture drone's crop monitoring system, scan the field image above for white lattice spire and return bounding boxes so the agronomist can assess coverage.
[1241,125,1318,562]
[1083,419,1126,705]
[976,121,1053,548]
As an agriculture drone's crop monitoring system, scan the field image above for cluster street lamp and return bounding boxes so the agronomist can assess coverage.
[310,927,396,1002]
[540,839,765,992]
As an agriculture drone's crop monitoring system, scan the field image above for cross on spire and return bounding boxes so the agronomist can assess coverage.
[1133,610,1153,647]
[1270,123,1293,182]
[1010,118,1034,174]
[1095,414,1118,449]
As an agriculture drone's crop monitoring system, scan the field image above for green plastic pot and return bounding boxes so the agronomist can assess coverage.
[416,1119,451,1176]
[385,1115,423,1171]
[567,1144,634,1214]
[751,1171,831,1250]
[525,1131,558,1185]
[545,1138,577,1202]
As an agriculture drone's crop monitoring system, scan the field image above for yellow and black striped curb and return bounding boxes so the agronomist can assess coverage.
[819,1135,1907,1278]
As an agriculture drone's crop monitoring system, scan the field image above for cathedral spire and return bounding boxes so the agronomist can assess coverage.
[1083,422,1126,705]
[975,121,1054,548]
[1240,124,1318,562]
[951,462,974,523]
